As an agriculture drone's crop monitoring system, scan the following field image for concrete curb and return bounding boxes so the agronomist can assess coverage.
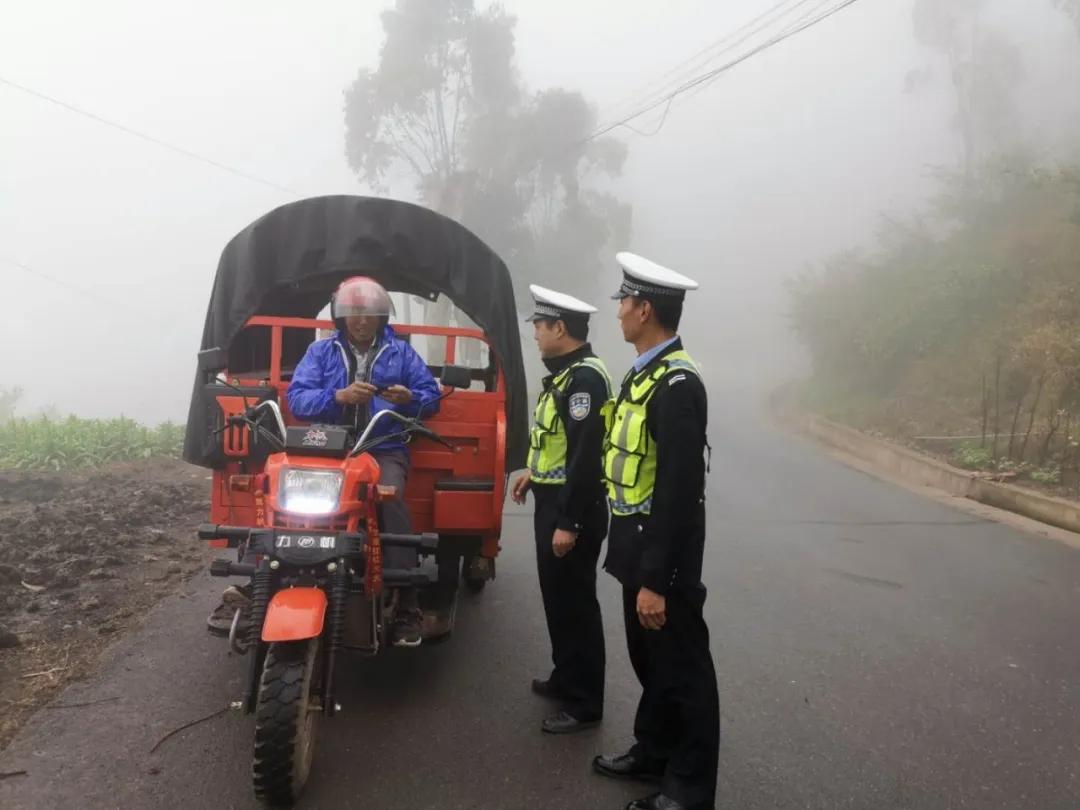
[791,411,1080,537]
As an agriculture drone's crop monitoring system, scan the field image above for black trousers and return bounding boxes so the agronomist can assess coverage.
[377,450,419,611]
[623,583,720,808]
[375,450,414,565]
[532,484,607,720]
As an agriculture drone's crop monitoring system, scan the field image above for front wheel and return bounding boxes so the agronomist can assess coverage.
[252,638,320,806]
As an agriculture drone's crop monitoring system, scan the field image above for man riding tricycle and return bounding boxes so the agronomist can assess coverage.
[181,195,528,806]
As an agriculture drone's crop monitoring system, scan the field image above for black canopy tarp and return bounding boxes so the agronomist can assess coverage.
[183,195,527,471]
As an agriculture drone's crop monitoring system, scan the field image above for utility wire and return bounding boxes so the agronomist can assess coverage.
[619,97,676,138]
[0,75,300,195]
[656,0,832,111]
[589,0,864,141]
[597,0,810,125]
[584,0,868,144]
[775,0,847,38]
[682,0,841,102]
[1,255,123,305]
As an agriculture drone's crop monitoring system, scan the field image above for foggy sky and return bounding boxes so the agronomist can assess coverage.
[3,0,1079,421]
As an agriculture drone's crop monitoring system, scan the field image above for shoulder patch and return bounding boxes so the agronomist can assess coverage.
[668,374,687,386]
[568,392,592,421]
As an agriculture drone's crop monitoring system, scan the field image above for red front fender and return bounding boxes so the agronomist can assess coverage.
[261,587,327,643]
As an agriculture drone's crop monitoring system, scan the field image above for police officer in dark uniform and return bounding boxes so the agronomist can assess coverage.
[591,253,720,810]
[511,285,613,734]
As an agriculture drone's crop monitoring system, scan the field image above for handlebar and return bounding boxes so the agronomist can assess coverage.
[211,401,287,451]
[212,393,452,458]
[350,411,455,456]
[351,409,412,455]
[414,424,455,449]
[250,400,287,441]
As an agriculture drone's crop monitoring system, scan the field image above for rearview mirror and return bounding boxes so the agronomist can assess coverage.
[198,347,228,373]
[440,364,472,390]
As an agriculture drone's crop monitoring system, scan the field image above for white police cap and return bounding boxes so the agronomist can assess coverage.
[612,252,699,301]
[526,284,598,323]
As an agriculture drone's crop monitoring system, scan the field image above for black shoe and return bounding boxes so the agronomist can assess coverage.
[531,678,566,700]
[627,793,693,810]
[541,710,601,734]
[391,609,423,648]
[592,751,664,783]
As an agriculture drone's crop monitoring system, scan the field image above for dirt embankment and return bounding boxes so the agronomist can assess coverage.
[0,459,210,750]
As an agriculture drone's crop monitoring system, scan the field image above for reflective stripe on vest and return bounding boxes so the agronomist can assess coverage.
[603,351,699,515]
[528,356,612,484]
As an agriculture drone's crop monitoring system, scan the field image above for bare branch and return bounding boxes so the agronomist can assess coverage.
[383,127,427,179]
[450,68,466,168]
[396,117,441,177]
[433,41,457,178]
[411,102,444,175]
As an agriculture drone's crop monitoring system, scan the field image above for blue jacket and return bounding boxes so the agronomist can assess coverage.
[287,326,441,452]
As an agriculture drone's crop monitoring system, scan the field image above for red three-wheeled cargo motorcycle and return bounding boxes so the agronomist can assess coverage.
[181,196,528,805]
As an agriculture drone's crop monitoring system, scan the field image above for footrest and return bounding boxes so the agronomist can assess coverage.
[381,532,439,554]
[382,559,439,586]
[382,569,437,586]
[210,558,256,578]
[433,478,494,492]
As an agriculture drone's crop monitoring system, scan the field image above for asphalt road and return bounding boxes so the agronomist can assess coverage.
[3,391,1080,809]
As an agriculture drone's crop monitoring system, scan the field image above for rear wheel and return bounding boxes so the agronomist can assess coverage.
[252,638,320,806]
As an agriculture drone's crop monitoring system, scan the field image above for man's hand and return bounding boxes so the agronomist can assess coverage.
[510,471,531,504]
[636,587,667,631]
[381,384,413,406]
[334,382,377,406]
[552,528,578,558]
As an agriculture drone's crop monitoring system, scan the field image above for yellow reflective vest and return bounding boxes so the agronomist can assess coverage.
[602,350,700,516]
[528,356,612,485]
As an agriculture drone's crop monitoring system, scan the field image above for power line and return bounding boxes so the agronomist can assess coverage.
[597,0,842,135]
[1,255,122,305]
[584,0,869,144]
[0,75,301,196]
[619,97,676,138]
[590,0,864,142]
[681,0,840,103]
[635,0,828,117]
[777,0,846,37]
[596,0,816,127]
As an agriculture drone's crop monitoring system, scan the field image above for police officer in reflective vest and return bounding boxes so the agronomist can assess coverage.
[592,254,720,810]
[511,285,612,734]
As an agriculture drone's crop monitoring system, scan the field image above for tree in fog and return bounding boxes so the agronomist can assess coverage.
[344,0,630,300]
[0,387,21,421]
[1055,0,1080,34]
[789,3,1080,477]
[909,0,1025,176]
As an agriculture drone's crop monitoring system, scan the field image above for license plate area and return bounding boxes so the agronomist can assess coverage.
[273,531,342,565]
[275,532,339,551]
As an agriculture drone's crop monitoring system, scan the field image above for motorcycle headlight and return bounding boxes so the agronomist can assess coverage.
[279,468,343,515]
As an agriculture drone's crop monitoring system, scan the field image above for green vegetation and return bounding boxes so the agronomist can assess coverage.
[952,441,994,471]
[788,156,1080,490]
[1031,464,1063,485]
[0,408,183,471]
[788,2,1080,494]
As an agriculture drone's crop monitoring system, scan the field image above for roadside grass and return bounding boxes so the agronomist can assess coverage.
[0,416,184,471]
